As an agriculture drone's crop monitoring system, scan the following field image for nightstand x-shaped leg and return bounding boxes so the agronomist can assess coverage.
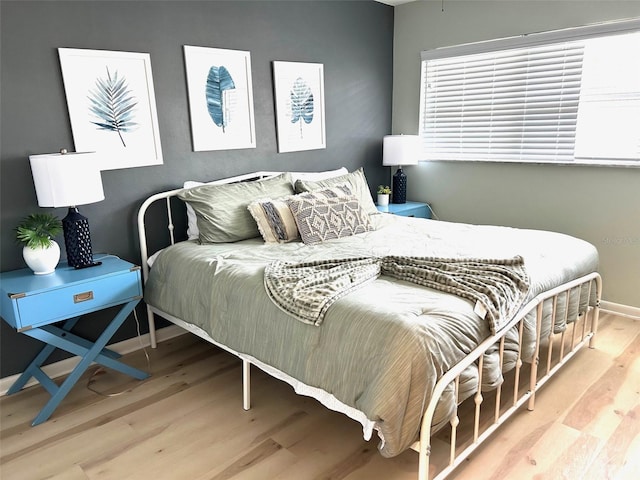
[6,299,149,426]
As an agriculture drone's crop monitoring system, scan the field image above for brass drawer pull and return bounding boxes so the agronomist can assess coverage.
[74,291,94,303]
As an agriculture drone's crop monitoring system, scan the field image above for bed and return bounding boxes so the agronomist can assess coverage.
[137,168,601,480]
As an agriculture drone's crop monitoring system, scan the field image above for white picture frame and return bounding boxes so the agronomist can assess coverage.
[58,48,163,170]
[273,61,326,153]
[184,46,256,152]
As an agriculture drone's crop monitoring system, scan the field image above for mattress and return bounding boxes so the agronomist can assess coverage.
[144,213,598,457]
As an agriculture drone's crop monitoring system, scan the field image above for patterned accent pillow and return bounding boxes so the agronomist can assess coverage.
[248,185,353,243]
[286,190,374,245]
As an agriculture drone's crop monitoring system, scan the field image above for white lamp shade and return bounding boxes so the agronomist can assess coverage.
[29,152,105,207]
[382,135,420,167]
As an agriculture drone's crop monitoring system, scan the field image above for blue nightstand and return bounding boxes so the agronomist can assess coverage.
[376,201,431,219]
[0,256,149,426]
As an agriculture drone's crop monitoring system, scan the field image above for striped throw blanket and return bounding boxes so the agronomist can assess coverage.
[264,256,530,334]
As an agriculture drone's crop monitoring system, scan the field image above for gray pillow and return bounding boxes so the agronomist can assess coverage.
[286,190,373,245]
[294,167,378,215]
[178,173,294,243]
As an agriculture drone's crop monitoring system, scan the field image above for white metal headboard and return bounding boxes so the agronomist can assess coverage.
[136,170,280,346]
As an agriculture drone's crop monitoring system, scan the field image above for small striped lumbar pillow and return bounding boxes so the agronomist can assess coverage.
[248,196,300,243]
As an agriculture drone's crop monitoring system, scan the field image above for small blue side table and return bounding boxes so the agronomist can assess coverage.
[376,201,431,219]
[0,256,149,426]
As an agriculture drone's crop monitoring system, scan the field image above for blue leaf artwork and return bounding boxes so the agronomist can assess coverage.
[87,67,138,147]
[290,77,314,138]
[206,65,236,132]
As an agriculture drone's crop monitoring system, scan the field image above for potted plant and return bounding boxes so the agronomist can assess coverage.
[16,213,62,275]
[377,185,391,206]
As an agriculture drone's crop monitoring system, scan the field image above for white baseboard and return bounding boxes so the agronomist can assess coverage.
[1,325,185,397]
[600,300,640,320]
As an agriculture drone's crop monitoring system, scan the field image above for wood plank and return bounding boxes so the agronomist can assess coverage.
[0,312,638,480]
[581,403,640,480]
[1,420,138,479]
[563,332,640,434]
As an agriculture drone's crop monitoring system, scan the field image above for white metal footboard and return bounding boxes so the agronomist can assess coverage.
[414,272,601,480]
[137,175,601,480]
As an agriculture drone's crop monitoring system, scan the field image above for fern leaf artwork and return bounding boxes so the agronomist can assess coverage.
[87,67,138,147]
[290,77,314,138]
[206,65,236,132]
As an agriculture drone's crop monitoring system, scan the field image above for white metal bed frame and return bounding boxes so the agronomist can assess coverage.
[137,171,602,480]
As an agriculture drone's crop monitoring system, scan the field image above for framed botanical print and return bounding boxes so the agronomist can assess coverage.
[58,48,163,170]
[184,46,256,152]
[273,61,326,153]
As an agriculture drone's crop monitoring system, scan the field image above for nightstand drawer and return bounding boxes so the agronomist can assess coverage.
[13,271,140,330]
[393,204,429,218]
[376,201,431,219]
[1,258,142,331]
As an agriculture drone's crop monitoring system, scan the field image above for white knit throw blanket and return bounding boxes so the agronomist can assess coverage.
[264,255,530,334]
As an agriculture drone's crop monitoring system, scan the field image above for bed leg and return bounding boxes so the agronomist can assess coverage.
[417,438,432,480]
[589,304,600,349]
[242,360,251,410]
[527,358,539,411]
[528,302,544,411]
[147,305,157,349]
[589,278,602,349]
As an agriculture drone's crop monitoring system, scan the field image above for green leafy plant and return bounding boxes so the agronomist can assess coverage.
[16,213,62,249]
[377,185,391,194]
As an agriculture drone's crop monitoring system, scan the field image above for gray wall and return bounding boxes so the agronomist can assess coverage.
[0,1,393,378]
[392,0,640,307]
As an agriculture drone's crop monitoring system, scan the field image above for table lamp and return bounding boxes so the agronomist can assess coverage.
[382,135,420,204]
[29,150,105,269]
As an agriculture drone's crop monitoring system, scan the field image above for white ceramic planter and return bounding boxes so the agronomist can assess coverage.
[377,193,390,206]
[23,241,61,275]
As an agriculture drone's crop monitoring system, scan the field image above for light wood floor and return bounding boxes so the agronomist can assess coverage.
[1,312,638,480]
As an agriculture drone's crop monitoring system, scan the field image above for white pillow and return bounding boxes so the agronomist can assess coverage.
[183,180,206,240]
[289,167,348,185]
[183,168,348,240]
[147,248,164,267]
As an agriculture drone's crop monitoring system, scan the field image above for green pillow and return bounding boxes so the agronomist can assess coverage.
[178,173,294,243]
[294,167,378,215]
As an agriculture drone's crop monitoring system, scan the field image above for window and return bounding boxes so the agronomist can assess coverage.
[419,19,640,166]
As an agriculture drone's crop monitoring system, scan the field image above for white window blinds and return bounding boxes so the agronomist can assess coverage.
[419,19,640,166]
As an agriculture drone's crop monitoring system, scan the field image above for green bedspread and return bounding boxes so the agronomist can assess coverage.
[144,214,598,457]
